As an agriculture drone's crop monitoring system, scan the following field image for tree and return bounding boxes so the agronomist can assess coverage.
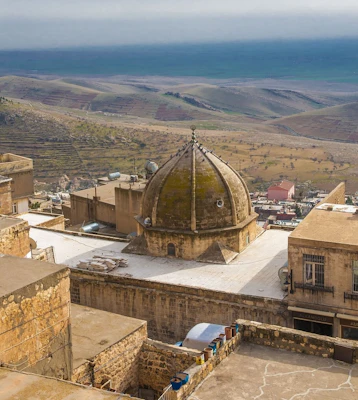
[295,204,302,218]
[346,196,354,205]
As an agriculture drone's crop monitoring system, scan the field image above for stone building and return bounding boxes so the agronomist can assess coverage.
[0,255,72,379]
[0,216,30,257]
[267,180,295,201]
[69,175,145,235]
[125,129,259,262]
[287,182,358,340]
[0,153,34,214]
[0,175,12,214]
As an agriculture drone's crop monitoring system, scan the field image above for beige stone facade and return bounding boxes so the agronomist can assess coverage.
[0,217,30,257]
[72,307,147,395]
[70,269,288,343]
[0,176,12,215]
[0,256,72,379]
[139,216,258,259]
[115,185,143,234]
[69,177,145,234]
[287,182,358,340]
[0,153,33,214]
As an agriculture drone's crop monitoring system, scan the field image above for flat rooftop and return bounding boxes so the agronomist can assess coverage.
[189,343,358,400]
[290,202,358,248]
[29,228,289,300]
[0,215,26,231]
[71,304,146,369]
[0,368,127,399]
[72,174,146,205]
[17,212,57,226]
[0,255,66,297]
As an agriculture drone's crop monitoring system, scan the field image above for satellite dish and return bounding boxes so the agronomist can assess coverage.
[29,238,37,250]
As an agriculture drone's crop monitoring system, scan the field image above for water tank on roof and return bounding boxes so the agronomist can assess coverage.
[145,161,159,174]
[80,222,100,233]
[108,172,121,181]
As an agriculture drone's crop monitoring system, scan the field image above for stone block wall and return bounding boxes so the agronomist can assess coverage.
[318,182,345,206]
[35,213,65,230]
[72,324,147,396]
[70,270,288,343]
[139,340,199,397]
[0,267,72,379]
[0,219,30,256]
[0,180,12,214]
[166,332,241,400]
[238,319,358,362]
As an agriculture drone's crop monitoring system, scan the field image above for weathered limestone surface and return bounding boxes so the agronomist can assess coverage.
[70,270,288,343]
[238,319,358,362]
[0,219,30,257]
[72,324,147,395]
[167,332,241,400]
[0,266,72,379]
[139,339,199,397]
[0,180,12,215]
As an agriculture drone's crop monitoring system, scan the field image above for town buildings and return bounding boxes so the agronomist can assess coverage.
[267,180,295,201]
[0,153,33,214]
[287,182,358,340]
[69,174,146,235]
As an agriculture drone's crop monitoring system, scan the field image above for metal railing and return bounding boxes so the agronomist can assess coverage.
[158,385,173,400]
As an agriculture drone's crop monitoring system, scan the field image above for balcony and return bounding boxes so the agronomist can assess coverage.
[344,292,358,301]
[294,282,334,293]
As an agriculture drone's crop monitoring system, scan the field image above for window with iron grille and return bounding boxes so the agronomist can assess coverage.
[353,261,358,292]
[303,254,325,287]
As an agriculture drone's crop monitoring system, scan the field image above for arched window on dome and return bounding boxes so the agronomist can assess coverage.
[167,243,176,256]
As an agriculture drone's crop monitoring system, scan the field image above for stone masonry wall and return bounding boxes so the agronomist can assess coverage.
[0,219,30,256]
[238,319,358,362]
[0,268,72,379]
[36,214,65,230]
[0,180,12,215]
[139,339,199,397]
[169,332,241,400]
[72,324,147,396]
[318,182,345,206]
[70,270,288,343]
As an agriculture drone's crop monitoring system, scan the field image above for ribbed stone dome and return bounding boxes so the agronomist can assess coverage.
[140,136,252,232]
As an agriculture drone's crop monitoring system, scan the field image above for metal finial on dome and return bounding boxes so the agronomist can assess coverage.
[190,125,197,142]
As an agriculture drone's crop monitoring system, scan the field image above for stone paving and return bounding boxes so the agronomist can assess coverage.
[189,343,358,400]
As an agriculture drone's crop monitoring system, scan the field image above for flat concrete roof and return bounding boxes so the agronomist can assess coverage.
[17,212,57,226]
[71,304,146,369]
[29,228,289,300]
[290,203,358,248]
[0,255,67,297]
[72,175,146,205]
[189,343,358,400]
[0,368,125,399]
[0,216,26,230]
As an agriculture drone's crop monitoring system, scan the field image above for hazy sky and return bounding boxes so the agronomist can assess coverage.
[1,0,358,49]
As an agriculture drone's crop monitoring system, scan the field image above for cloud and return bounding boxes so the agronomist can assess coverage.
[0,1,358,49]
[2,0,358,20]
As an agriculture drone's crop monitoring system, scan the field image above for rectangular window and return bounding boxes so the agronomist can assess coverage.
[352,261,358,292]
[303,254,324,287]
[12,203,17,214]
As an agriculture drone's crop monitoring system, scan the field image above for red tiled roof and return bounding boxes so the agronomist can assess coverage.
[268,180,294,191]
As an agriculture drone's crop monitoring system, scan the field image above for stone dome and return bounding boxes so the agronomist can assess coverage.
[140,135,252,232]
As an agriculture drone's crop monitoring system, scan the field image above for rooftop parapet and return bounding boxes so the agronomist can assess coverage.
[0,153,33,175]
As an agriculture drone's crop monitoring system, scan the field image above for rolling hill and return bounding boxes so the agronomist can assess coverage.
[269,102,358,142]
